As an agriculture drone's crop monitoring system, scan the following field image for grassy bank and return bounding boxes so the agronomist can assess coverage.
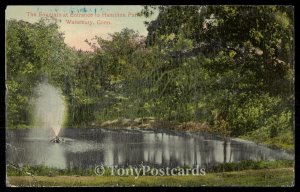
[7,160,294,177]
[7,168,294,187]
[241,127,294,153]
[7,160,294,187]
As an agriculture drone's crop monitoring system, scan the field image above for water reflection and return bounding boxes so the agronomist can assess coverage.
[7,138,66,169]
[6,128,293,169]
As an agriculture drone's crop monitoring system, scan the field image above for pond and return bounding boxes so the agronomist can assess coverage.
[6,128,293,169]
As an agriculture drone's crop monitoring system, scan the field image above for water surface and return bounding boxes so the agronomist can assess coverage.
[6,128,293,169]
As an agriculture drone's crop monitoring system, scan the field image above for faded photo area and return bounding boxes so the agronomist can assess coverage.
[5,5,294,187]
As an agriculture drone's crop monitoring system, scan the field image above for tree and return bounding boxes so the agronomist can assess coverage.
[6,19,76,127]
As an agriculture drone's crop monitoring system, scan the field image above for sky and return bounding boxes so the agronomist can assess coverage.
[6,6,159,51]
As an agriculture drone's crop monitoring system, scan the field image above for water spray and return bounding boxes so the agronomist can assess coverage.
[31,77,66,143]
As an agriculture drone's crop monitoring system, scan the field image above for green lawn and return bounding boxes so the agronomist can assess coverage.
[7,168,294,187]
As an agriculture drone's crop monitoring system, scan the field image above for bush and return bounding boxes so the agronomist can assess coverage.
[209,160,293,172]
[228,93,282,136]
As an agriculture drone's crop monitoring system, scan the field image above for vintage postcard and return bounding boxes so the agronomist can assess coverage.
[5,5,294,187]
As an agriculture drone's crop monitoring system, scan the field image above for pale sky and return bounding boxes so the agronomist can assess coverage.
[6,6,159,51]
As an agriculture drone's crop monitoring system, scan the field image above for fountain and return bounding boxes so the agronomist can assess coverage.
[50,136,64,143]
[31,77,66,143]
